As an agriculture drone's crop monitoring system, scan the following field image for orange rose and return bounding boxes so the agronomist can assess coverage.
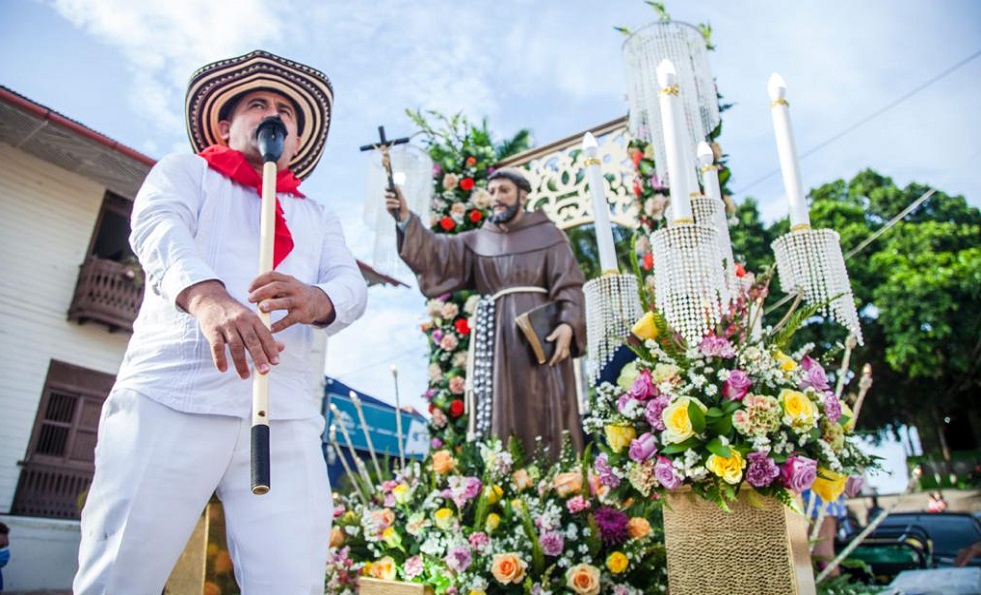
[511,468,533,492]
[369,556,397,580]
[566,563,601,595]
[369,508,396,535]
[552,471,584,497]
[329,526,346,548]
[431,449,455,474]
[491,552,527,584]
[627,517,651,539]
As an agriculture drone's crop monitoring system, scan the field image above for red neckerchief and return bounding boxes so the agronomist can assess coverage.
[197,145,306,268]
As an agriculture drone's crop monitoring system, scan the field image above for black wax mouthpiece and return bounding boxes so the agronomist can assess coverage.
[256,116,287,163]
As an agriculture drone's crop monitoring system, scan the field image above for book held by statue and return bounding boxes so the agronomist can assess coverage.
[515,301,558,365]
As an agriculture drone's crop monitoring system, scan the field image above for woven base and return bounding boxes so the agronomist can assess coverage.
[662,489,816,595]
[359,577,434,595]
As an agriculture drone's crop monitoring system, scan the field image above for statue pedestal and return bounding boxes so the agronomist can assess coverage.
[359,577,433,595]
[662,488,816,595]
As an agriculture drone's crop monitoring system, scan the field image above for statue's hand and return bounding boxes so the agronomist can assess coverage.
[384,186,410,223]
[546,323,573,366]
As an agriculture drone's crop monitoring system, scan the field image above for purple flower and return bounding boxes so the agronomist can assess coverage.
[404,555,424,579]
[432,163,443,176]
[745,451,781,487]
[593,506,630,546]
[431,437,443,449]
[723,369,753,401]
[425,388,437,399]
[628,369,658,400]
[464,477,482,500]
[800,356,831,392]
[468,531,490,551]
[595,453,621,488]
[539,530,565,556]
[845,475,865,498]
[628,432,658,462]
[699,334,736,358]
[780,456,817,494]
[566,495,591,514]
[445,545,472,573]
[823,393,842,424]
[654,456,683,490]
[645,395,670,431]
[431,329,444,344]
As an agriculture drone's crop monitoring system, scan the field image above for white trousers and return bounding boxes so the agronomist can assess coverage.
[74,388,332,594]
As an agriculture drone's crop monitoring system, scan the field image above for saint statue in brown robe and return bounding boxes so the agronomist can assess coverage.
[387,170,586,457]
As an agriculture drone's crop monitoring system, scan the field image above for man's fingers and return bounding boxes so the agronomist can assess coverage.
[248,271,289,293]
[226,332,250,379]
[258,296,294,314]
[249,280,292,304]
[270,312,299,333]
[241,327,272,375]
[210,336,228,373]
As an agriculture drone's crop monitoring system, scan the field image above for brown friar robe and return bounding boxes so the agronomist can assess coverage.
[399,210,586,457]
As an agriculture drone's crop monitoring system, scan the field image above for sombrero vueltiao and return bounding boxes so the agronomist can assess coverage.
[185,50,333,180]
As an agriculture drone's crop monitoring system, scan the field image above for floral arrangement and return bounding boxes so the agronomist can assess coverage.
[326,438,668,594]
[585,270,875,510]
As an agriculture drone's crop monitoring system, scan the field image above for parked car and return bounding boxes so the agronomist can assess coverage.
[842,512,981,584]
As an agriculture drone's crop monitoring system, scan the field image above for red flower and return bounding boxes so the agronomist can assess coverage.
[468,210,483,223]
[454,318,470,335]
[734,262,746,278]
[465,156,477,167]
[643,252,654,270]
[633,179,643,197]
[459,177,475,191]
[439,216,456,231]
[631,151,643,167]
[449,399,465,418]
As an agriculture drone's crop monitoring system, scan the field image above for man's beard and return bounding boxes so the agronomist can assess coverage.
[490,202,520,224]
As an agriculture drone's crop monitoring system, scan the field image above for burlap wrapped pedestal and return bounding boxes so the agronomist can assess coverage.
[662,488,816,595]
[359,577,434,595]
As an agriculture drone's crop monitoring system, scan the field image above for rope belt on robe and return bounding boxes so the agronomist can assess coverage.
[464,285,548,440]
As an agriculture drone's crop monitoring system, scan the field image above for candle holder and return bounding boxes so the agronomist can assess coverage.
[584,274,644,381]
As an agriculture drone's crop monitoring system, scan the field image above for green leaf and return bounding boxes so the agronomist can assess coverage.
[706,437,732,458]
[660,437,700,454]
[709,414,733,437]
[706,407,724,419]
[688,402,706,433]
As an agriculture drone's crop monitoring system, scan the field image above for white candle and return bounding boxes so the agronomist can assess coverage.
[582,132,619,274]
[697,142,722,201]
[767,73,810,229]
[656,59,694,223]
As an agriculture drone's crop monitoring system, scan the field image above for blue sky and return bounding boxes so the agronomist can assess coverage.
[3,0,978,493]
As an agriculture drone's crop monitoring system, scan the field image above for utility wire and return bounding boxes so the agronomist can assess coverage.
[735,48,981,197]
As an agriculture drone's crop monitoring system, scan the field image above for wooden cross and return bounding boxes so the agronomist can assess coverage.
[359,125,410,192]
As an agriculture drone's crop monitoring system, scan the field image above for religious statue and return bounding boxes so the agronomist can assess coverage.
[386,168,586,457]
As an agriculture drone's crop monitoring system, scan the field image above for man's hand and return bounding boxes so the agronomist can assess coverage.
[384,186,410,223]
[178,280,284,379]
[545,323,574,366]
[248,271,335,332]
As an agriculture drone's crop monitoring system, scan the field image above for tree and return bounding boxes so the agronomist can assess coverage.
[740,169,980,461]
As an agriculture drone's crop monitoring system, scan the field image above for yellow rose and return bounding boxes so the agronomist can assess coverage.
[553,471,584,497]
[491,552,527,584]
[627,517,651,539]
[381,526,401,548]
[434,507,454,530]
[840,401,856,433]
[606,551,629,574]
[705,450,746,485]
[485,512,501,532]
[779,389,818,429]
[775,350,798,372]
[485,484,504,505]
[392,482,411,504]
[632,311,659,341]
[511,468,533,492]
[566,563,601,595]
[468,591,487,595]
[369,556,397,580]
[811,468,847,503]
[329,526,345,548]
[662,397,707,444]
[605,424,637,454]
[431,449,455,474]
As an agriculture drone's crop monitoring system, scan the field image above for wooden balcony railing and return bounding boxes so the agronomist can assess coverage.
[11,461,92,520]
[67,256,143,332]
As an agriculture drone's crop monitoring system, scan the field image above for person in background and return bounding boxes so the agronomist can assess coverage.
[0,522,9,593]
[927,490,948,513]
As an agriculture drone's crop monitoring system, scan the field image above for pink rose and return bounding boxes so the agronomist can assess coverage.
[780,456,817,494]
